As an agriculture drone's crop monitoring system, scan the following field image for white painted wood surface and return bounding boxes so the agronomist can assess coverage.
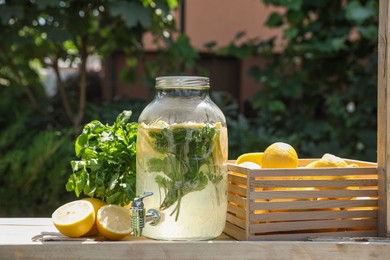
[0,1,389,259]
[1,218,390,259]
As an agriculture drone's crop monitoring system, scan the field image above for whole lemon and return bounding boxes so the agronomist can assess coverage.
[236,152,264,166]
[306,153,348,168]
[261,142,298,168]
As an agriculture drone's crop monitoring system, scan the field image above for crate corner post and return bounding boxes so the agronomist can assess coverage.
[378,0,390,238]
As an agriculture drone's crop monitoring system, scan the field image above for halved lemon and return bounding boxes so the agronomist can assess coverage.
[96,204,132,240]
[82,197,107,236]
[52,200,95,238]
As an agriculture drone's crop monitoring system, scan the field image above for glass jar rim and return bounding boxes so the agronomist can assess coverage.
[156,76,209,89]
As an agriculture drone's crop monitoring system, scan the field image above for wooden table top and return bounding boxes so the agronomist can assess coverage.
[1,218,390,259]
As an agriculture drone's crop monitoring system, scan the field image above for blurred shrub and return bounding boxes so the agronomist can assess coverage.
[0,0,179,216]
[223,0,378,161]
[0,0,379,217]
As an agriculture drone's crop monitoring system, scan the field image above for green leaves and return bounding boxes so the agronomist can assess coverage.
[240,0,378,161]
[66,110,138,206]
[144,123,221,221]
[346,0,377,25]
[266,12,283,27]
[110,1,151,28]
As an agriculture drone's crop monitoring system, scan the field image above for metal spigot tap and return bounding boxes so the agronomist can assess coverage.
[131,191,160,237]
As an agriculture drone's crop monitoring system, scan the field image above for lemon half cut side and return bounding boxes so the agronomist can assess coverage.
[52,200,95,238]
[96,204,132,240]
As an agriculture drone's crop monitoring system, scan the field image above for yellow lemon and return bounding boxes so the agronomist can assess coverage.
[236,152,264,166]
[52,200,95,238]
[238,161,262,169]
[261,142,298,168]
[82,197,107,236]
[306,153,348,168]
[96,204,132,240]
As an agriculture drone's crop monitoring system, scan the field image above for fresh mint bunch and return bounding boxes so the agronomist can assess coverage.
[66,111,137,206]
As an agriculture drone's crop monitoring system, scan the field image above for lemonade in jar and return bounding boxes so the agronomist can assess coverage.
[136,76,228,240]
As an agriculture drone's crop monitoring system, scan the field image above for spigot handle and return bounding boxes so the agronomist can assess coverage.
[131,191,157,237]
[139,191,153,200]
[132,191,153,208]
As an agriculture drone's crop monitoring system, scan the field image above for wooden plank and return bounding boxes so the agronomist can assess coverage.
[245,173,251,240]
[229,159,377,168]
[248,168,378,177]
[227,193,247,207]
[249,179,378,189]
[250,219,377,234]
[223,221,247,241]
[228,174,247,186]
[249,189,378,200]
[298,159,378,167]
[2,218,390,258]
[250,199,378,211]
[247,230,379,241]
[227,184,247,197]
[227,203,246,217]
[226,213,246,229]
[250,209,378,223]
[378,0,390,238]
[228,163,377,178]
[4,239,390,259]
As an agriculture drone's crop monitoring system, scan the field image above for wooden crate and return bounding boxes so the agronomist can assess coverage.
[224,159,378,241]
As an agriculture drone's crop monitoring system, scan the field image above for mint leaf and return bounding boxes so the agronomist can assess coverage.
[66,110,138,206]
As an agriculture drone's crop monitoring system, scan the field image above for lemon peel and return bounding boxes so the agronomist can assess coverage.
[261,142,298,168]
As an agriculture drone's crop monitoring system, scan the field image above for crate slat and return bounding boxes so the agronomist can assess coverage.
[250,199,378,211]
[249,219,377,234]
[249,209,378,222]
[226,213,246,229]
[228,174,247,186]
[249,189,378,200]
[227,193,247,207]
[249,179,378,189]
[249,168,378,177]
[224,222,247,241]
[227,203,246,218]
[227,184,247,197]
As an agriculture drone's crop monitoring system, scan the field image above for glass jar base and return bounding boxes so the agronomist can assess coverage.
[143,234,221,241]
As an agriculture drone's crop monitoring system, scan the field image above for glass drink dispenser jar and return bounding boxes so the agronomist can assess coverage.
[135,76,228,240]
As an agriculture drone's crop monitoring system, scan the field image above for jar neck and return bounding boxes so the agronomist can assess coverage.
[155,76,210,99]
[157,88,209,99]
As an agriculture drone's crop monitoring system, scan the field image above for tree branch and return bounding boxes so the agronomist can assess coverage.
[50,55,74,124]
[73,35,89,131]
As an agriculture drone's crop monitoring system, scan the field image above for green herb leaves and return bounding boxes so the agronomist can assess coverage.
[66,111,137,206]
[142,123,223,221]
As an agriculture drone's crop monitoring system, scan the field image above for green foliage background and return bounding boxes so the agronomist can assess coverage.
[226,0,378,161]
[0,0,378,216]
